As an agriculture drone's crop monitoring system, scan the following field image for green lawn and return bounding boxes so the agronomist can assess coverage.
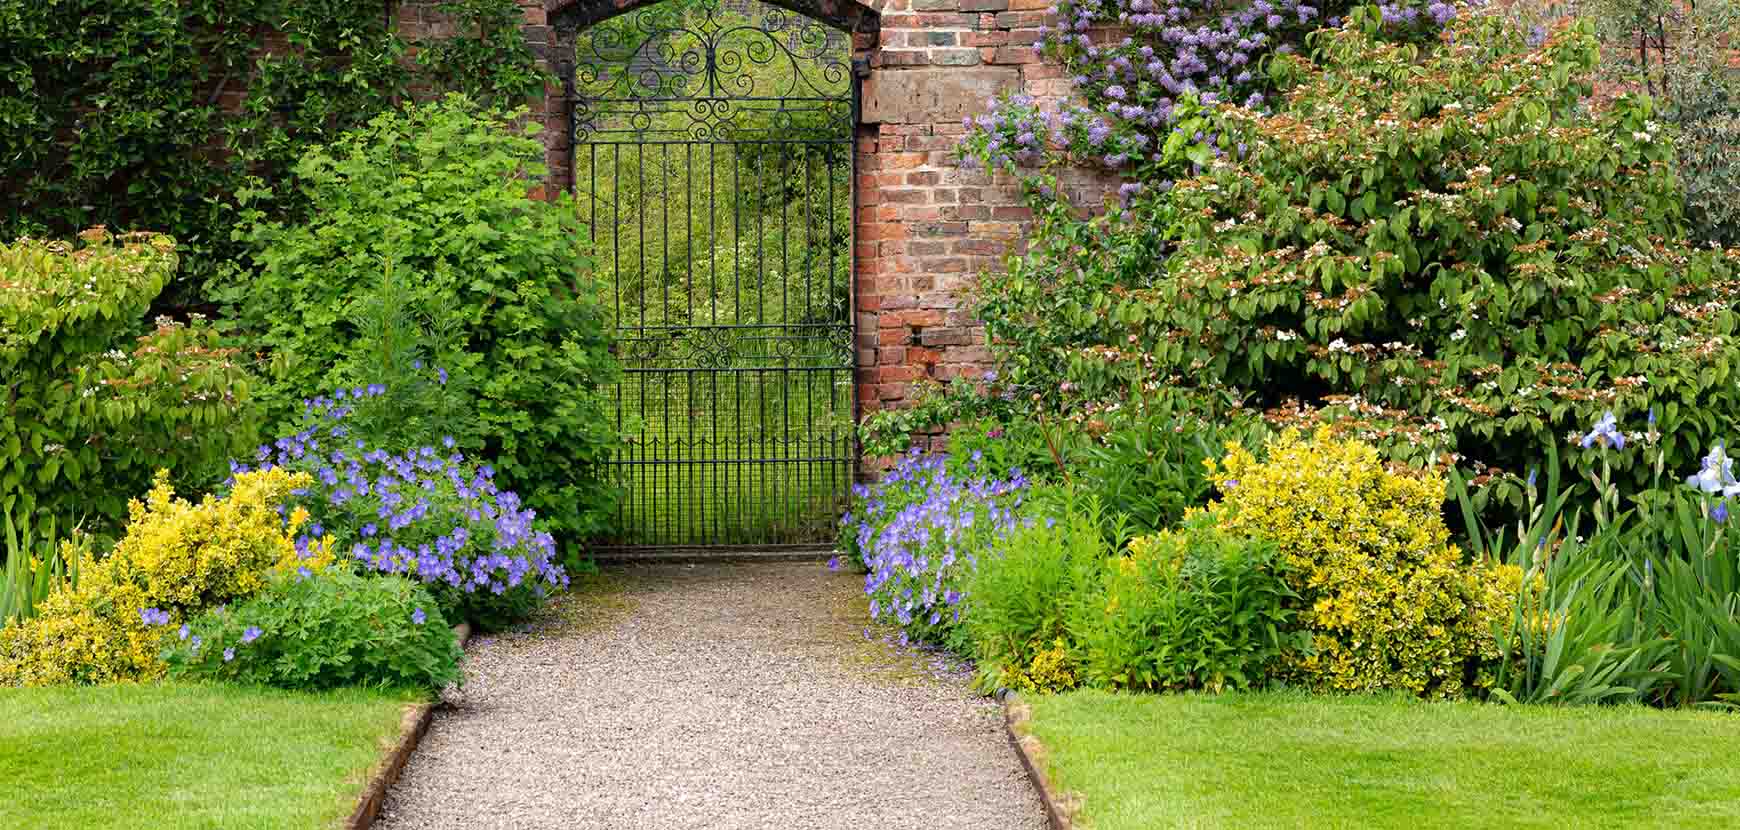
[1,682,418,830]
[1022,689,1740,830]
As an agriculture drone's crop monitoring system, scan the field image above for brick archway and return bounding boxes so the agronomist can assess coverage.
[515,0,1108,429]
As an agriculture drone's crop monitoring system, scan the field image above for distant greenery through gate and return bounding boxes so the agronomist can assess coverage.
[573,0,855,546]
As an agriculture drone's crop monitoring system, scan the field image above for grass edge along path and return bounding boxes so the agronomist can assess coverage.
[1,682,420,830]
[1022,689,1740,830]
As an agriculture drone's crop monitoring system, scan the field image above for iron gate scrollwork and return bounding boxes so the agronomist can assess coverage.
[568,0,857,549]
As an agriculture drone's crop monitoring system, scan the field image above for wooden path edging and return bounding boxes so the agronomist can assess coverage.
[1001,691,1076,830]
[347,622,472,830]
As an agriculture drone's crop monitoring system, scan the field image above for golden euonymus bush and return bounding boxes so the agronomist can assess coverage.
[0,468,330,685]
[1207,428,1518,697]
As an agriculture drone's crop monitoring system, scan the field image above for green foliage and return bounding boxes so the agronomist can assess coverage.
[1550,0,1740,246]
[1071,516,1298,692]
[1464,440,1740,707]
[0,0,546,295]
[226,96,618,550]
[968,11,1740,523]
[165,571,462,692]
[1208,428,1515,697]
[866,380,1264,537]
[964,490,1122,693]
[860,376,1016,460]
[1060,393,1269,536]
[0,230,259,535]
[0,509,78,627]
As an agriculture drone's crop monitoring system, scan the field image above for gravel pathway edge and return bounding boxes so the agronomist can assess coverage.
[376,562,1047,830]
[347,622,472,830]
[1003,692,1076,830]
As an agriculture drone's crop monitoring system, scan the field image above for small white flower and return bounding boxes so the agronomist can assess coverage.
[1451,329,1467,341]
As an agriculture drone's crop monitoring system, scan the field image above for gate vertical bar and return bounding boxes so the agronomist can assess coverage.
[568,0,859,551]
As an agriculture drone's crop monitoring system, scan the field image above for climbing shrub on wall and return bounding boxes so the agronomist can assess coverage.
[0,0,546,298]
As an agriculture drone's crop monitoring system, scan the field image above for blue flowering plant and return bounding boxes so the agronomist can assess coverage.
[163,570,462,691]
[235,388,569,631]
[845,451,1030,651]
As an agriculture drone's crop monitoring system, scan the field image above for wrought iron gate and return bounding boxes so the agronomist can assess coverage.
[569,0,857,549]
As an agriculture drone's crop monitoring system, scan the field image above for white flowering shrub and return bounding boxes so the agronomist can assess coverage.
[0,229,260,533]
[964,9,1740,510]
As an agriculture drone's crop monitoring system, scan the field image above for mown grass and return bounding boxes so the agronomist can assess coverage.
[1,682,418,830]
[1022,689,1740,830]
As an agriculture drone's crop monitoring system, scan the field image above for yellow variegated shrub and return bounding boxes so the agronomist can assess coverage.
[1207,428,1514,698]
[998,637,1079,694]
[0,468,326,685]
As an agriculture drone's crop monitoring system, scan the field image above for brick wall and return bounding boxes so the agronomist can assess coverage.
[854,0,1117,415]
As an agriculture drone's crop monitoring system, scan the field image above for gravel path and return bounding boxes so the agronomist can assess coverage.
[376,561,1046,830]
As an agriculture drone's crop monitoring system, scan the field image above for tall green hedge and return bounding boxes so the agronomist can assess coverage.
[0,0,545,298]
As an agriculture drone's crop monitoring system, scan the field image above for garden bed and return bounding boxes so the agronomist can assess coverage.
[0,682,419,830]
[1019,690,1740,829]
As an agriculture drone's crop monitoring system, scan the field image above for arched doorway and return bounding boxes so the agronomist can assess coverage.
[559,0,870,550]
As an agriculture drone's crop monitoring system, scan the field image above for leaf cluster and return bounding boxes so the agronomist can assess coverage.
[225,96,619,553]
[0,0,547,297]
[1,230,259,535]
[164,570,462,692]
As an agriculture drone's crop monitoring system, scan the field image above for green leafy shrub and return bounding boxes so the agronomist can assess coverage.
[864,383,1264,538]
[967,10,1740,521]
[0,468,324,686]
[1070,516,1297,692]
[964,490,1121,693]
[0,0,546,294]
[226,96,618,550]
[1208,428,1516,697]
[1061,393,1270,536]
[1,229,260,534]
[165,570,462,691]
